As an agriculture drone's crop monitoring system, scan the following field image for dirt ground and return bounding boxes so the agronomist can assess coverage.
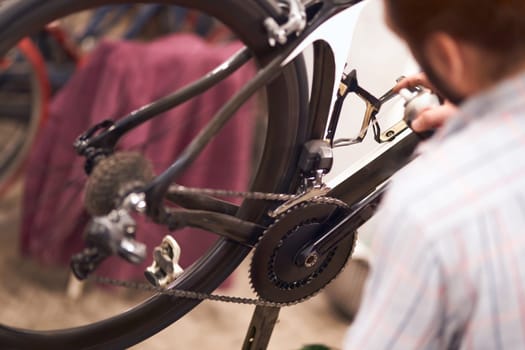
[0,183,359,350]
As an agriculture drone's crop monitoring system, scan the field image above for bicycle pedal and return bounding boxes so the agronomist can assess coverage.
[144,235,184,288]
[153,247,175,274]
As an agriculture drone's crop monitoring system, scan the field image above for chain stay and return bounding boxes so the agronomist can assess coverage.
[87,186,349,306]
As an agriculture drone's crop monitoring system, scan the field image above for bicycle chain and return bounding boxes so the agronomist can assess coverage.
[169,184,348,206]
[87,185,349,307]
[89,275,290,307]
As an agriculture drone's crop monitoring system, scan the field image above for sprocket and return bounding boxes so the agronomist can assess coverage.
[250,202,356,304]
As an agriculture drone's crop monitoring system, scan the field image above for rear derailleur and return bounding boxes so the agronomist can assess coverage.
[70,194,184,289]
[70,208,146,280]
[71,115,186,287]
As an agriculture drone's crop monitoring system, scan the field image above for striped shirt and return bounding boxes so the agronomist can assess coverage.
[343,71,525,349]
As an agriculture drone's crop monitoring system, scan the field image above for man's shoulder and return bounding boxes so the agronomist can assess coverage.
[384,122,525,235]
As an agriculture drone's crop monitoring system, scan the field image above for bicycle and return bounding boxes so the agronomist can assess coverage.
[0,0,429,348]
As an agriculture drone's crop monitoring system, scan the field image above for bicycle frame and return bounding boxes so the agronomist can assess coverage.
[75,0,420,251]
[0,0,428,348]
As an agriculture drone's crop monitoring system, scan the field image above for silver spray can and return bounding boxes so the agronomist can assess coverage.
[399,88,441,139]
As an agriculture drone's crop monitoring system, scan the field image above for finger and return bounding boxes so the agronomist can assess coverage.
[410,104,456,132]
[393,72,433,92]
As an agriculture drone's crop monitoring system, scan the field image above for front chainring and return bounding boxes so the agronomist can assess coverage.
[249,202,356,303]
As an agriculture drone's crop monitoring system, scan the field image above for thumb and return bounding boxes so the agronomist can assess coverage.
[410,106,451,132]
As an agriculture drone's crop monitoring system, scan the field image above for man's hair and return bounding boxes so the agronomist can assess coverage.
[386,0,525,76]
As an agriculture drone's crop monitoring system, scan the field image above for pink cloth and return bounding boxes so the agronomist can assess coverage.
[21,34,255,284]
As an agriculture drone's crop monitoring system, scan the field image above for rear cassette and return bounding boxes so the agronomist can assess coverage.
[84,151,154,216]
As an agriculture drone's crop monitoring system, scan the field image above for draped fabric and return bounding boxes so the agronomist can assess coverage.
[20,33,255,284]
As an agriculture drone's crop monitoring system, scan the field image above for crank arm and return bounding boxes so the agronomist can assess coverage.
[296,182,388,265]
[165,209,266,246]
[242,306,280,350]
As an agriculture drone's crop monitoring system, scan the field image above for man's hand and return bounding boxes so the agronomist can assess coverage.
[393,73,458,133]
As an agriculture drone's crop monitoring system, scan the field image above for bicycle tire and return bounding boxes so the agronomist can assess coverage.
[0,37,49,197]
[0,0,311,349]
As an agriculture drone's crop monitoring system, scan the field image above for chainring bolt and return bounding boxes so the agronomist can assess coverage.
[304,252,319,268]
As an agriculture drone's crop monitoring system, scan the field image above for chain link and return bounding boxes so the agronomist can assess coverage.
[168,184,349,209]
[88,185,349,306]
[169,184,297,201]
[89,275,293,307]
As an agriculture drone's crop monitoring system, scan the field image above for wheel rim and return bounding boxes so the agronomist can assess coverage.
[0,1,310,348]
[0,38,48,196]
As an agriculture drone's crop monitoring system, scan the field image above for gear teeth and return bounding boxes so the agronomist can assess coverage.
[249,201,355,304]
[248,203,302,299]
[248,210,285,297]
[84,151,154,216]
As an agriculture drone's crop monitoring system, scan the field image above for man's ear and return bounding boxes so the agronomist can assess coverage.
[423,32,468,93]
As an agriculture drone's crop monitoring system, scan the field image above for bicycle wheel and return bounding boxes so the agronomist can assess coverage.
[0,0,311,349]
[0,37,49,196]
